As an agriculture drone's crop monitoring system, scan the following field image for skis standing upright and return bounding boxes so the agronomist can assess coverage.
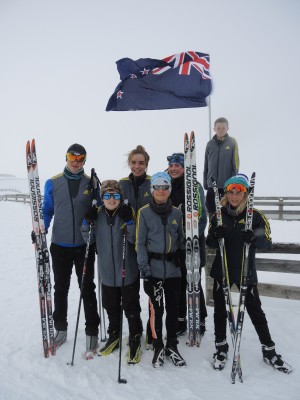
[26,139,55,357]
[211,178,238,371]
[184,131,201,347]
[231,172,256,383]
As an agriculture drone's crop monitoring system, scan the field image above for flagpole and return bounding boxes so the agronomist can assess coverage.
[208,96,212,140]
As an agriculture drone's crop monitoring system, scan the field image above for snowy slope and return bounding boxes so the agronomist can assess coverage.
[0,201,299,400]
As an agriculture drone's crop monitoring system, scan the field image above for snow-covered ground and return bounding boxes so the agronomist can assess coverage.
[0,196,300,400]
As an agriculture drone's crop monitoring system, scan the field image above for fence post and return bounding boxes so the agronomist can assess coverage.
[279,197,284,220]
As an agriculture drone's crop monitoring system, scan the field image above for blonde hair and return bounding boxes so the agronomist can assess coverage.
[220,192,248,214]
[127,145,150,167]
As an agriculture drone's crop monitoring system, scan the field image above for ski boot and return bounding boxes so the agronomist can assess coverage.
[165,338,187,367]
[152,339,165,369]
[213,340,228,370]
[54,330,67,349]
[127,333,142,365]
[85,335,98,360]
[262,344,293,374]
[98,331,119,356]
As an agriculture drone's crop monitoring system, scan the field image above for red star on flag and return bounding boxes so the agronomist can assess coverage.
[141,68,150,75]
[117,90,124,99]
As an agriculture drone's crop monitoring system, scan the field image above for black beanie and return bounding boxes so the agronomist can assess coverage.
[67,143,86,155]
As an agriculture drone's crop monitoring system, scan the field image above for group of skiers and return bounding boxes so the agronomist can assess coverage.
[41,117,292,374]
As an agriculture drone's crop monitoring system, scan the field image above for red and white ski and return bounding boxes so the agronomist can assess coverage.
[26,139,55,357]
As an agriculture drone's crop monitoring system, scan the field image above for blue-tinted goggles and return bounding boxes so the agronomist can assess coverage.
[152,185,170,191]
[102,193,121,200]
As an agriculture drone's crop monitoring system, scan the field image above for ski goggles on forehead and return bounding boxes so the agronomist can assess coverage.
[152,184,170,191]
[225,183,247,193]
[167,154,184,166]
[66,152,86,162]
[102,192,121,200]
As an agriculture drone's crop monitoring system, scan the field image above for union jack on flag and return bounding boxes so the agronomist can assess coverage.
[152,51,210,79]
[106,50,212,111]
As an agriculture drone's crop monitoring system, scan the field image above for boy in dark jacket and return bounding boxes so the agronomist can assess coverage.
[82,180,143,364]
[203,117,239,218]
[136,172,186,368]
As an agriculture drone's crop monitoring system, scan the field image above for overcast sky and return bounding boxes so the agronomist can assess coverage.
[0,0,299,195]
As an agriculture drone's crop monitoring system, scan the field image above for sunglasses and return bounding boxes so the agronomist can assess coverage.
[102,193,121,200]
[152,185,170,191]
[66,152,86,162]
[225,183,247,193]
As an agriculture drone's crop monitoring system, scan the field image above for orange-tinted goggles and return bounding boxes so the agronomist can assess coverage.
[226,183,247,193]
[66,152,86,162]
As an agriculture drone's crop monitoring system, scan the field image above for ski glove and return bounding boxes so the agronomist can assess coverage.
[84,206,98,223]
[118,203,134,224]
[241,229,255,244]
[31,231,36,243]
[213,225,228,240]
[140,265,151,280]
[31,230,47,243]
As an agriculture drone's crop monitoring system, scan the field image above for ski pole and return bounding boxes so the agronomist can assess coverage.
[90,168,107,342]
[118,225,127,384]
[68,223,94,366]
[97,267,107,342]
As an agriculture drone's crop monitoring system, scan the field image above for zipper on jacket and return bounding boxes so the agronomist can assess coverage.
[163,225,167,282]
[109,224,117,286]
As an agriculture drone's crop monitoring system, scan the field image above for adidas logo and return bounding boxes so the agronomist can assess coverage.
[238,219,245,224]
[225,145,231,150]
[172,219,178,225]
[144,192,150,197]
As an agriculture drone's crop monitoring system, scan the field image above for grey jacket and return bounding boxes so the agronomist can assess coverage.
[136,204,185,280]
[203,134,239,189]
[81,206,139,287]
[119,175,151,213]
[43,173,92,246]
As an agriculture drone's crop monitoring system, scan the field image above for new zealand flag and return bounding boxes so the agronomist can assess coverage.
[106,51,212,111]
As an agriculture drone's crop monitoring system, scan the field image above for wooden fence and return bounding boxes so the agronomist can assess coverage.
[205,243,300,305]
[254,196,300,220]
[0,193,31,203]
[1,194,300,220]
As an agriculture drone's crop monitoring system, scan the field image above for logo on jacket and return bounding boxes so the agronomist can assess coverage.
[225,145,231,150]
[239,219,246,225]
[172,219,178,225]
[144,192,150,197]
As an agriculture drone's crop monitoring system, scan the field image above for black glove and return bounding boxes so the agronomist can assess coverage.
[118,203,133,223]
[85,206,98,223]
[31,229,48,243]
[241,229,255,244]
[179,203,185,215]
[213,225,228,240]
[31,231,36,243]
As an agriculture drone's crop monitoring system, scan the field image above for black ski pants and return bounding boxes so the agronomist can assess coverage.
[101,278,142,337]
[144,277,181,346]
[50,243,100,336]
[213,279,273,346]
